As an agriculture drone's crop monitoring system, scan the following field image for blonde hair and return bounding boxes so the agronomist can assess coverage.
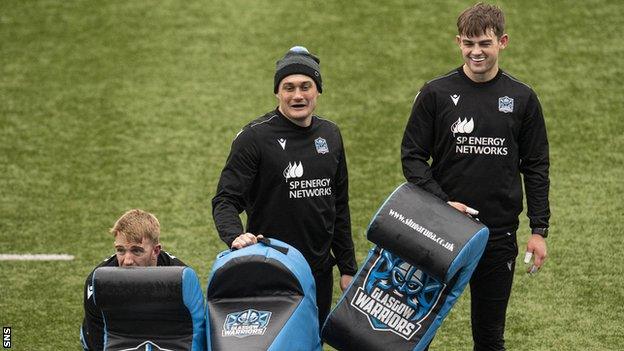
[110,209,160,245]
[457,2,505,39]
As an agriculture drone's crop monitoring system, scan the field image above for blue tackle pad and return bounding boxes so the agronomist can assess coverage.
[322,183,489,351]
[206,238,322,351]
[91,266,206,351]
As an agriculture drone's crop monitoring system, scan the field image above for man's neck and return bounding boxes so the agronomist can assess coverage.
[462,64,499,83]
[278,106,312,128]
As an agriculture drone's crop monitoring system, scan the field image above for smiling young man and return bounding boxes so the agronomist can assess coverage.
[401,3,550,350]
[80,209,185,350]
[212,46,357,329]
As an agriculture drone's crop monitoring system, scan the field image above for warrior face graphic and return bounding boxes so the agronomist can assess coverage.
[365,250,444,321]
[392,262,424,298]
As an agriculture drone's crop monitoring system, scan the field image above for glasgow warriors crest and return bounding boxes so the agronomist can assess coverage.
[315,137,329,154]
[222,308,272,338]
[498,96,514,113]
[350,249,445,340]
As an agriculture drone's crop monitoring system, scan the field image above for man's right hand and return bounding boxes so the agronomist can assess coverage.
[231,233,264,250]
[447,201,479,216]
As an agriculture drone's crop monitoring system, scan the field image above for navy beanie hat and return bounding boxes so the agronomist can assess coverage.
[274,46,322,93]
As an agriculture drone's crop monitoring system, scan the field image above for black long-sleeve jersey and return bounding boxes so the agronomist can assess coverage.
[80,252,185,351]
[212,109,357,276]
[401,67,550,237]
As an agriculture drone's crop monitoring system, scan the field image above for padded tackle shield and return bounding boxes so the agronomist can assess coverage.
[322,183,489,351]
[92,266,206,351]
[206,238,322,351]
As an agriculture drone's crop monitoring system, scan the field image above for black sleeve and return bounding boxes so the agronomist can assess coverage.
[211,128,260,247]
[401,87,450,201]
[519,91,550,230]
[81,270,103,351]
[331,131,358,276]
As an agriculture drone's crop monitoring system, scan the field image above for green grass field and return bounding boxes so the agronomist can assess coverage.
[1,0,622,349]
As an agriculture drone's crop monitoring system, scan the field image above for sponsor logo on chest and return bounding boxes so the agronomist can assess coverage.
[283,161,332,199]
[451,117,509,156]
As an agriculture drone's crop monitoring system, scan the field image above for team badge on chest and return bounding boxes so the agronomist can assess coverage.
[498,96,514,113]
[315,137,329,154]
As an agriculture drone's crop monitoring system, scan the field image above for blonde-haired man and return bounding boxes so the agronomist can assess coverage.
[80,209,185,350]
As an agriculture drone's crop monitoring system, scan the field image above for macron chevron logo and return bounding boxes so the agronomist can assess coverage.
[450,94,460,106]
[277,138,287,150]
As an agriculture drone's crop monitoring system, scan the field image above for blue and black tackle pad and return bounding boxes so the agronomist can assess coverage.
[91,266,206,351]
[322,183,489,351]
[205,238,322,351]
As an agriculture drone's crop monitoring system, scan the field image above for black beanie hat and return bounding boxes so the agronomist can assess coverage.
[274,46,322,93]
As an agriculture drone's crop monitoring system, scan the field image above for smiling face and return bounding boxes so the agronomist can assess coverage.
[456,28,508,82]
[276,74,319,127]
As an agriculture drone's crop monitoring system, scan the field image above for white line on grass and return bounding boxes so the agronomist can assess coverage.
[0,254,75,261]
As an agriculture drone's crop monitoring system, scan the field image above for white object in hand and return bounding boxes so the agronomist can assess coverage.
[465,206,479,216]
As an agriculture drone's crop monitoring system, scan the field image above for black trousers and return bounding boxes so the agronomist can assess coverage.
[314,267,334,330]
[424,232,518,351]
[469,232,518,351]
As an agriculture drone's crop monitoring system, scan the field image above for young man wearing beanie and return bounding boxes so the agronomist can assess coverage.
[401,3,550,350]
[212,46,357,328]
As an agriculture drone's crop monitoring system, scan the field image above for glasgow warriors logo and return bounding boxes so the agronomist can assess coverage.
[498,96,514,113]
[315,137,329,154]
[222,309,272,338]
[350,249,445,340]
[120,340,173,351]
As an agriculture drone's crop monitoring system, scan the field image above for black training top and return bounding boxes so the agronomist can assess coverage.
[212,109,357,276]
[80,252,185,351]
[401,67,550,237]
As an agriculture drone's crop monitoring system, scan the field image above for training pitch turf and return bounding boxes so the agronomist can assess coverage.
[1,1,623,350]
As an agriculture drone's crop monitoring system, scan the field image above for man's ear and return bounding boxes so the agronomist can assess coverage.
[499,34,509,49]
[455,35,461,46]
[153,243,162,256]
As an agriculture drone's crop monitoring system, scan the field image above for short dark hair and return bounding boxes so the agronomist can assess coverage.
[457,2,505,38]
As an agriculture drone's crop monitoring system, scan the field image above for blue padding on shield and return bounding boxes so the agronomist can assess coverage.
[266,291,321,350]
[210,238,316,299]
[445,227,489,282]
[322,183,490,351]
[94,266,204,350]
[182,267,207,351]
[206,238,321,351]
[416,227,489,349]
[366,182,488,283]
